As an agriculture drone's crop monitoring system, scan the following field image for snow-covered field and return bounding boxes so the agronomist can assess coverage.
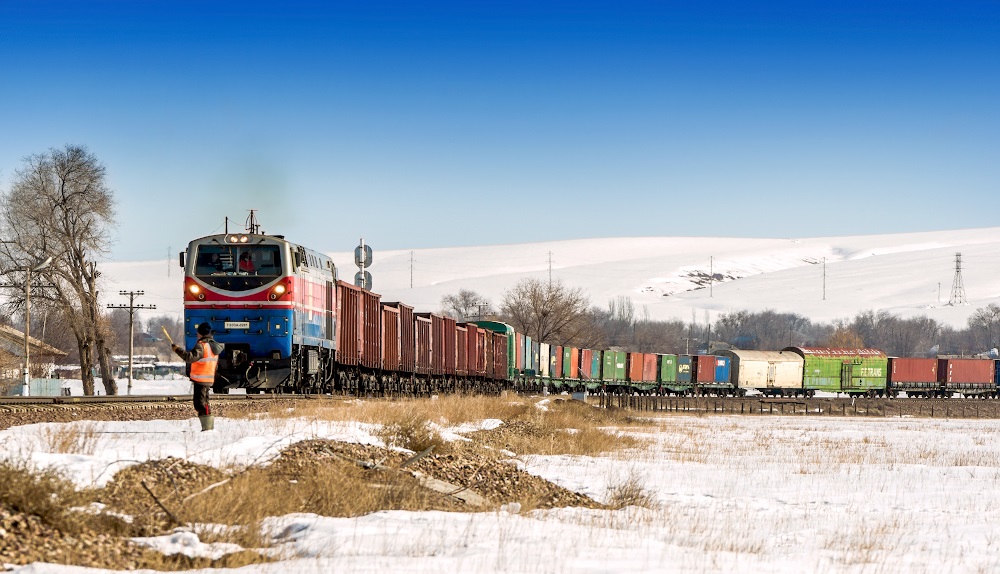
[104,227,1000,329]
[5,403,1000,573]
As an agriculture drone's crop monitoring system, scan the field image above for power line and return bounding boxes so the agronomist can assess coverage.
[949,252,967,306]
[107,290,156,396]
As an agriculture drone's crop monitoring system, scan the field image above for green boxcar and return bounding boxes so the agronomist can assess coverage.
[784,347,888,394]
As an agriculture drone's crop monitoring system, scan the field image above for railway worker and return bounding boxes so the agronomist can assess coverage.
[171,322,224,431]
[238,251,255,272]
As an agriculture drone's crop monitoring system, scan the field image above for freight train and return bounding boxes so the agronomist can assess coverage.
[180,226,1000,399]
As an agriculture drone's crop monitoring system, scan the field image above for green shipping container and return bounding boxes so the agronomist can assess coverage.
[602,350,627,382]
[784,347,887,394]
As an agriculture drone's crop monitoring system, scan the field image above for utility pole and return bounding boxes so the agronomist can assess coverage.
[107,290,156,396]
[823,257,826,301]
[709,256,713,298]
[548,251,553,287]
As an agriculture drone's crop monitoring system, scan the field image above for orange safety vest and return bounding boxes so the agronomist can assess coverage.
[189,341,219,384]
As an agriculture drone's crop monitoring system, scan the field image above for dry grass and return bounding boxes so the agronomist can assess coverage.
[41,422,100,455]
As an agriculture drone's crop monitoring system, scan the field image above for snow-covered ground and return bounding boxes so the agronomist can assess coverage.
[103,227,1000,329]
[5,395,1000,573]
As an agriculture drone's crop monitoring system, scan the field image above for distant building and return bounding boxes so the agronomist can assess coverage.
[0,325,68,394]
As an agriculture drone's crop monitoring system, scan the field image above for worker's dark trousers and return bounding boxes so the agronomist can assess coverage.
[193,383,211,416]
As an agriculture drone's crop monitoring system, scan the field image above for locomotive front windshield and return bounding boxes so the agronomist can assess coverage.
[193,244,283,291]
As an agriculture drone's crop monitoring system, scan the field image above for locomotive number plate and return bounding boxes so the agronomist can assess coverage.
[224,321,251,330]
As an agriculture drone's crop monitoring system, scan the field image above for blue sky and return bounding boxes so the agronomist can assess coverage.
[1,1,997,261]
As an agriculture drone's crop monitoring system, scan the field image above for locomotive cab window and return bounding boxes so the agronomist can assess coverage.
[193,244,283,291]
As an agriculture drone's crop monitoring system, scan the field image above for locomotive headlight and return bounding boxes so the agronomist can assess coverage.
[188,284,201,295]
[269,284,286,301]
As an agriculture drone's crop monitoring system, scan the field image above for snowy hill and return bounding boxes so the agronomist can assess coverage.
[101,227,1000,328]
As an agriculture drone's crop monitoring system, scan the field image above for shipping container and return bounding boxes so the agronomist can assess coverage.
[691,355,732,392]
[939,358,995,395]
[887,357,938,395]
[722,350,804,395]
[554,346,563,381]
[580,349,595,379]
[539,343,550,377]
[335,280,382,369]
[563,347,579,379]
[628,353,645,382]
[380,304,400,371]
[523,335,532,375]
[642,353,658,382]
[784,347,888,394]
[602,350,627,382]
[659,355,693,394]
[515,333,524,374]
[531,341,540,375]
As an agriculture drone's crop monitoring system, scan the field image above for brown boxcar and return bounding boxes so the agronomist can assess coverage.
[416,313,446,376]
[462,324,487,377]
[336,280,382,369]
[383,302,415,375]
[381,304,400,371]
[887,357,937,395]
[484,331,495,378]
[939,358,995,395]
[491,331,507,381]
[415,315,432,375]
[443,316,457,376]
[456,324,468,376]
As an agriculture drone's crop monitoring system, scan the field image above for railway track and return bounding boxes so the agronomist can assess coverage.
[598,394,1000,419]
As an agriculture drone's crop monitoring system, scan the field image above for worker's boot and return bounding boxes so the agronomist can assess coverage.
[199,415,214,432]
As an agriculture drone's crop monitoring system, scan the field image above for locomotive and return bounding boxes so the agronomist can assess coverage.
[181,222,1000,399]
[179,223,510,394]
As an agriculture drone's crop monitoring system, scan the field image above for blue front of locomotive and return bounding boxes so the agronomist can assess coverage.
[182,234,309,390]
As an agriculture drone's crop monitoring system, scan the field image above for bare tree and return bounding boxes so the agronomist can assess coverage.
[0,145,118,395]
[440,289,493,321]
[968,303,1000,353]
[500,278,589,344]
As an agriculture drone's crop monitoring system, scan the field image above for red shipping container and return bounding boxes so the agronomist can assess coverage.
[381,305,400,371]
[415,315,432,374]
[694,355,718,383]
[939,358,994,385]
[643,354,658,382]
[568,347,580,379]
[888,357,937,384]
[628,353,645,382]
[456,324,468,376]
[553,346,563,379]
[580,349,594,379]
